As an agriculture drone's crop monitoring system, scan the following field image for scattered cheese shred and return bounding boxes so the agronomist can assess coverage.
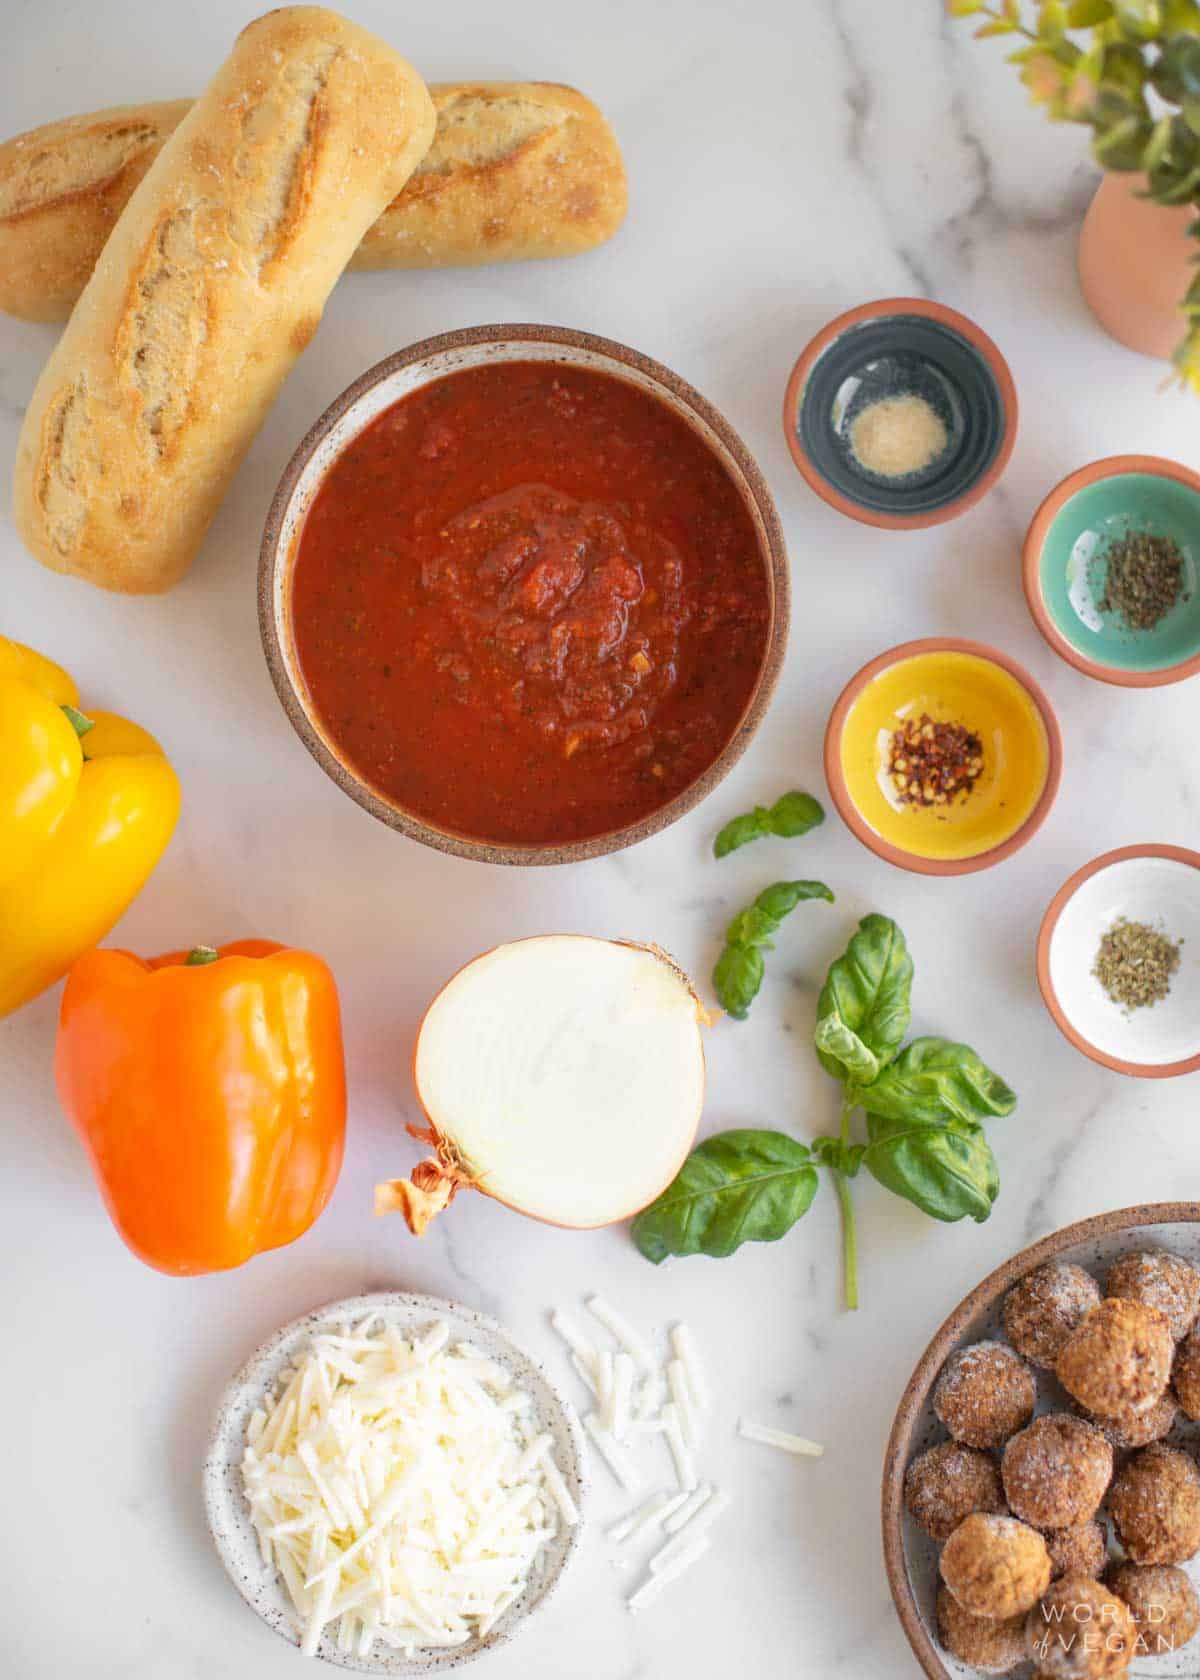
[627,1538,712,1611]
[737,1419,825,1458]
[586,1295,654,1372]
[241,1317,574,1660]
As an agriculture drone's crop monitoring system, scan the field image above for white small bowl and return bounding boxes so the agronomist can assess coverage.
[1037,844,1200,1077]
[203,1292,587,1672]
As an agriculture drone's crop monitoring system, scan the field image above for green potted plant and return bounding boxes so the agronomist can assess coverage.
[950,0,1200,388]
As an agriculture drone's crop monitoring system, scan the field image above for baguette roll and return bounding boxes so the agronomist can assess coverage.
[0,82,626,322]
[13,8,436,593]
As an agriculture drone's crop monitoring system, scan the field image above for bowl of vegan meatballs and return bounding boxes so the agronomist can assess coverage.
[884,1204,1200,1678]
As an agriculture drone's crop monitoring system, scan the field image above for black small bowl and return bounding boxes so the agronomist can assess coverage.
[783,298,1018,530]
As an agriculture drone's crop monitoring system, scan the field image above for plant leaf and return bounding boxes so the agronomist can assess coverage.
[713,790,824,858]
[814,914,913,1082]
[1066,0,1113,22]
[712,944,764,1021]
[631,1130,819,1262]
[855,1036,1018,1127]
[947,0,985,14]
[814,1012,881,1087]
[754,879,835,921]
[712,809,770,859]
[862,1111,1001,1224]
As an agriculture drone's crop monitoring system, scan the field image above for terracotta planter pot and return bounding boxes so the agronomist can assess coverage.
[1078,173,1195,362]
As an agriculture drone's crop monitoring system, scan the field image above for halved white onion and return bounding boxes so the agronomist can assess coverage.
[376,936,706,1234]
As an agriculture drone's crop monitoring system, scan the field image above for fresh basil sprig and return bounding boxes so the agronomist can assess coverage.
[634,913,1016,1313]
[713,791,825,859]
[712,880,834,1020]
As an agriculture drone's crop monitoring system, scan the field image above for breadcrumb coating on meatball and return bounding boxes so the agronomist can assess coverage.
[905,1441,1005,1542]
[1105,1250,1200,1343]
[935,1341,1036,1448]
[1045,1520,1107,1583]
[1027,1577,1135,1678]
[1108,1443,1200,1565]
[1173,1324,1200,1421]
[1004,1264,1102,1369]
[1084,1389,1177,1453]
[1056,1298,1173,1420]
[1002,1415,1113,1531]
[937,1585,1027,1673]
[1108,1562,1200,1658]
[941,1513,1053,1620]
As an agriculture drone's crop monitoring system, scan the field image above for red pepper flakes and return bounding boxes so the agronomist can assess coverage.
[887,714,983,808]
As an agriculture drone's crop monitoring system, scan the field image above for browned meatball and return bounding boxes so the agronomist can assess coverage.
[905,1440,1005,1541]
[1056,1298,1173,1419]
[937,1585,1026,1672]
[1002,1415,1113,1530]
[1108,1561,1200,1658]
[1108,1443,1200,1564]
[1004,1263,1102,1369]
[1027,1577,1136,1677]
[1045,1519,1107,1582]
[1085,1389,1177,1452]
[1106,1250,1200,1342]
[1174,1324,1200,1420]
[935,1342,1036,1448]
[941,1513,1053,1620]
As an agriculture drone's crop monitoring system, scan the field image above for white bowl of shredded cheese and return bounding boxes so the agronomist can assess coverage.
[203,1293,586,1671]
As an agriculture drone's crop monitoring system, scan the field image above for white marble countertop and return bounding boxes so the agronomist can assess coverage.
[3,2,1200,1675]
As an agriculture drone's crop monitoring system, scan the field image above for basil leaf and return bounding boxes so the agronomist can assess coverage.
[815,914,913,1082]
[725,906,778,949]
[814,1012,880,1086]
[856,1037,1017,1127]
[713,881,834,1021]
[755,879,834,920]
[712,944,764,1020]
[712,790,824,858]
[811,1134,866,1177]
[862,1110,1000,1224]
[713,810,770,858]
[631,1130,819,1262]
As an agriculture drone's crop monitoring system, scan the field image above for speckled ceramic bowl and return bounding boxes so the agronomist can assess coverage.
[823,637,1063,877]
[783,298,1017,530]
[1023,455,1200,687]
[260,323,789,866]
[883,1204,1200,1680]
[203,1292,587,1672]
[1037,844,1200,1078]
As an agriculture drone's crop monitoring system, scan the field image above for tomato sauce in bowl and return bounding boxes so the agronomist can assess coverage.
[289,361,772,848]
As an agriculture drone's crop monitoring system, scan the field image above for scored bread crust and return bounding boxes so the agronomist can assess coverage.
[12,7,436,594]
[0,81,627,321]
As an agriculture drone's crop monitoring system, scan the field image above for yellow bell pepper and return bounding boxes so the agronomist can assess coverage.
[0,637,181,1019]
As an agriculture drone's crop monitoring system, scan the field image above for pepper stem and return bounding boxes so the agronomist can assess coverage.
[185,946,221,966]
[61,703,95,739]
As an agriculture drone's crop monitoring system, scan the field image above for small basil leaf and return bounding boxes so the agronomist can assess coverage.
[713,944,764,1020]
[754,879,834,921]
[767,791,825,840]
[814,1012,881,1087]
[631,1130,819,1262]
[862,1112,1000,1224]
[726,906,778,949]
[815,914,913,1082]
[856,1037,1017,1127]
[713,808,770,859]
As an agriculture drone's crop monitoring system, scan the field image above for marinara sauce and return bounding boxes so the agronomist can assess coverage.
[291,362,770,845]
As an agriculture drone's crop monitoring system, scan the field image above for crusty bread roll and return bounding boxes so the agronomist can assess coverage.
[0,82,626,322]
[13,8,435,594]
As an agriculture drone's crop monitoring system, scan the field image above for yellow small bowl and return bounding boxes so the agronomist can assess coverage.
[824,638,1063,876]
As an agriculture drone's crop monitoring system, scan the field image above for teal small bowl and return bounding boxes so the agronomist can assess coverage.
[1024,455,1200,687]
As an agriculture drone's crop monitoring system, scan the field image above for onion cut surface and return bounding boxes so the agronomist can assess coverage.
[378,937,706,1234]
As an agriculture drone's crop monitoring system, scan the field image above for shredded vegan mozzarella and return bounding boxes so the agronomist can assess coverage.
[241,1316,575,1660]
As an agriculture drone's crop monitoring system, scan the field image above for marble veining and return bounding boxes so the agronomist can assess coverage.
[3,2,1200,1677]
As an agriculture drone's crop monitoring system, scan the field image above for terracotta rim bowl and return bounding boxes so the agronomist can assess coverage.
[823,636,1063,877]
[1023,454,1200,687]
[882,1202,1200,1680]
[260,323,789,867]
[1037,843,1200,1078]
[783,297,1018,531]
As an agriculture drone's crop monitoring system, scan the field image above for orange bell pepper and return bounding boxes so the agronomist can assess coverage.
[56,939,346,1275]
